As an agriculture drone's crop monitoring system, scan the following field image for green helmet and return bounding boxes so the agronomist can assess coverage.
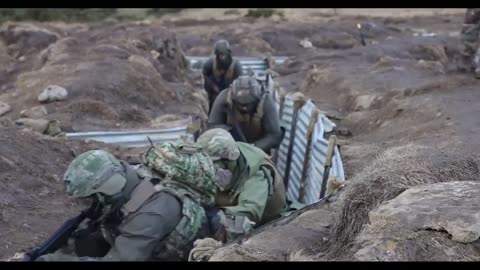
[196,128,240,161]
[231,76,262,105]
[214,39,231,55]
[63,150,126,198]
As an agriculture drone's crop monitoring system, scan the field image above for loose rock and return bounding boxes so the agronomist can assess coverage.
[0,101,11,116]
[37,85,68,103]
[15,118,49,133]
[354,95,378,111]
[20,105,48,119]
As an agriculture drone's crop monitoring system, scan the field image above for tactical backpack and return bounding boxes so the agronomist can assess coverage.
[142,141,217,204]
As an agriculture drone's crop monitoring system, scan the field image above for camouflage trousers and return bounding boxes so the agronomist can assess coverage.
[459,8,480,71]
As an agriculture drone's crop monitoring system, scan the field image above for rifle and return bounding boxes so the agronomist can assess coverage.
[23,201,102,261]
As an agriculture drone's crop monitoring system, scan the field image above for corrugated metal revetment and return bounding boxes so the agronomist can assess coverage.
[187,56,289,74]
[276,93,345,205]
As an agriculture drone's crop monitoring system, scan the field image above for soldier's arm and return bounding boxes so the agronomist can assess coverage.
[202,59,216,91]
[207,89,229,127]
[97,192,182,261]
[252,95,282,152]
[221,169,269,224]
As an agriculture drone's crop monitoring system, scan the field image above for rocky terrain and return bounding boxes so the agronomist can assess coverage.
[1,9,479,261]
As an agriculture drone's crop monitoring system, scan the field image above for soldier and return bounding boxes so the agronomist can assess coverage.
[196,128,287,243]
[34,141,218,261]
[202,40,243,112]
[458,8,480,78]
[208,75,282,154]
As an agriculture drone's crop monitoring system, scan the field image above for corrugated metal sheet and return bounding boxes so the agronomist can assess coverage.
[187,56,289,74]
[276,96,295,179]
[66,126,191,148]
[275,93,345,204]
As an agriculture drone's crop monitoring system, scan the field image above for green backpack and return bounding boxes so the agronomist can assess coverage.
[142,141,217,204]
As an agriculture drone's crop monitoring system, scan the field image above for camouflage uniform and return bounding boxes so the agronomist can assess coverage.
[208,75,282,154]
[36,144,217,261]
[459,8,480,77]
[196,128,286,242]
[203,40,243,111]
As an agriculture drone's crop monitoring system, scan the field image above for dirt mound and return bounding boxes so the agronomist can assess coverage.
[323,144,480,260]
[0,128,94,258]
[0,126,150,259]
[0,22,207,131]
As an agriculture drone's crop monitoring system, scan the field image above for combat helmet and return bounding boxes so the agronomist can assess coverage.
[231,75,263,105]
[196,128,240,161]
[63,150,126,198]
[214,39,232,56]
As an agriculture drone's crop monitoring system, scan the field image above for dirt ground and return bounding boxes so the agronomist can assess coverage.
[1,9,479,260]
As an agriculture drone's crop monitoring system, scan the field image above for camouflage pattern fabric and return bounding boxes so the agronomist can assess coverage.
[196,128,241,161]
[150,188,210,261]
[460,8,480,73]
[63,150,126,197]
[37,162,212,261]
[142,141,217,204]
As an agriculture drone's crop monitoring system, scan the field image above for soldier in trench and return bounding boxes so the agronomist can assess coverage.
[202,39,243,112]
[33,143,219,261]
[458,8,480,78]
[207,75,283,155]
[196,128,287,239]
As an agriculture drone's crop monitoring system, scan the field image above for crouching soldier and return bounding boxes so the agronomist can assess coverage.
[31,141,219,261]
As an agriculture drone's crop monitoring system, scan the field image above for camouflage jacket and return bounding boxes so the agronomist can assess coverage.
[215,143,287,225]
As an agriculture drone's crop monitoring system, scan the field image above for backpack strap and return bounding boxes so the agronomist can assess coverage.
[226,87,234,110]
[252,93,267,123]
[224,60,236,82]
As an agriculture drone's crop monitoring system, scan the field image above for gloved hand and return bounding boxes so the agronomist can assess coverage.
[188,238,223,262]
[214,168,233,191]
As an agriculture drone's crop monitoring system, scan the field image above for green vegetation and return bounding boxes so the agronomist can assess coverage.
[0,9,116,23]
[0,8,185,23]
[245,9,284,18]
[224,9,241,16]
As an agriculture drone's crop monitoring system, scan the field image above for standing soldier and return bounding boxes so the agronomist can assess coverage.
[203,40,243,112]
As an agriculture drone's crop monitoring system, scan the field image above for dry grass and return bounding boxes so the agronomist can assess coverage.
[287,249,316,261]
[324,144,480,260]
